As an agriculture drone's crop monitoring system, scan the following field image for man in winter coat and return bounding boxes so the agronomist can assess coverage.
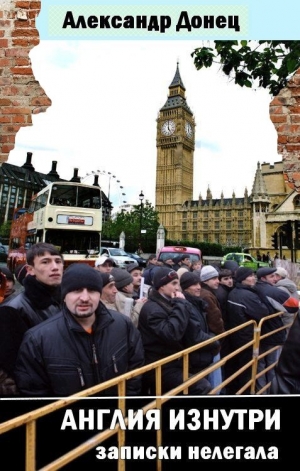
[199,265,224,336]
[199,265,225,391]
[275,267,299,332]
[110,267,147,327]
[142,254,158,285]
[270,310,300,394]
[179,272,220,373]
[0,242,63,396]
[255,267,297,391]
[138,267,212,395]
[14,263,144,397]
[227,267,270,394]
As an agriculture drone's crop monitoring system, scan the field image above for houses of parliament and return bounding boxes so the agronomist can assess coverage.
[1,64,300,261]
[155,64,300,261]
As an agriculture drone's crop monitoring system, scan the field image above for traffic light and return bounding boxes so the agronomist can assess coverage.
[271,232,278,249]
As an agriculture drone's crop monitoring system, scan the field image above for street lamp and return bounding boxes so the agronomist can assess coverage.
[138,190,144,254]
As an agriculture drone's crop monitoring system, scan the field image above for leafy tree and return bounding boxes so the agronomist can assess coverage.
[0,221,11,243]
[102,201,160,252]
[192,40,300,96]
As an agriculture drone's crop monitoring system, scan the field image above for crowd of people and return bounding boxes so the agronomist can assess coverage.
[0,243,299,398]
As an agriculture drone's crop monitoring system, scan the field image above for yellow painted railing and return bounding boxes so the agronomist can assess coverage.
[0,311,291,471]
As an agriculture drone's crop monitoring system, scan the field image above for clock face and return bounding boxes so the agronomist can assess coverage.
[161,120,176,136]
[185,121,193,138]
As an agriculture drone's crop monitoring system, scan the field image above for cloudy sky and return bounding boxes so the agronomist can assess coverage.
[9,40,279,210]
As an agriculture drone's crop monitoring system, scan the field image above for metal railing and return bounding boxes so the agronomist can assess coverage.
[0,311,291,471]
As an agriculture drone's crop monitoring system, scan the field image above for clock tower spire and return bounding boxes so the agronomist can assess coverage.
[155,62,195,240]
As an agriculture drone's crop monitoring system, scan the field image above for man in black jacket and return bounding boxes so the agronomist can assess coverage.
[255,267,294,391]
[0,242,63,396]
[14,263,144,397]
[227,267,270,394]
[179,272,220,374]
[270,310,300,394]
[138,267,212,395]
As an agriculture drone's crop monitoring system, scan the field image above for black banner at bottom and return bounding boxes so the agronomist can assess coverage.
[0,395,297,470]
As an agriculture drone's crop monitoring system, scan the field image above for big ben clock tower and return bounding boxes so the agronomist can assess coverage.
[155,63,195,240]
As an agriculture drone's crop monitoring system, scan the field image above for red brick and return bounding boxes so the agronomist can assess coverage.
[270,115,288,124]
[10,66,33,75]
[2,144,15,153]
[12,28,39,37]
[31,97,52,106]
[0,39,8,48]
[0,99,12,106]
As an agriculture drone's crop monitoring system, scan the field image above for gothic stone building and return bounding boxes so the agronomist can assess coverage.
[155,64,300,261]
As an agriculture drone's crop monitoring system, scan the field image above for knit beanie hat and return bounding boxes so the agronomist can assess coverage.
[152,267,178,290]
[61,263,103,299]
[223,260,239,273]
[111,268,133,290]
[100,272,115,288]
[180,272,200,291]
[200,265,219,282]
[126,262,141,273]
[1,266,15,283]
[235,267,254,283]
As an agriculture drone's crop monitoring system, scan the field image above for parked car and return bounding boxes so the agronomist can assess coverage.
[221,253,270,272]
[99,247,136,269]
[0,244,8,263]
[125,252,147,268]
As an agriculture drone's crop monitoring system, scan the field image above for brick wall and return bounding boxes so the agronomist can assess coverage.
[0,0,51,163]
[270,68,300,192]
[1,11,300,195]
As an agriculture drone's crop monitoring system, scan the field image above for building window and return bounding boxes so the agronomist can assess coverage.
[193,222,197,230]
[182,222,187,230]
[203,221,208,230]
[226,221,231,230]
[294,195,300,208]
[193,212,198,219]
[215,211,219,218]
[203,211,208,219]
[215,221,220,230]
[226,211,231,218]
[182,211,187,219]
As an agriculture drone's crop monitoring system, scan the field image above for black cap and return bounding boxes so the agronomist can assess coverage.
[235,267,254,283]
[256,267,277,279]
[61,263,103,298]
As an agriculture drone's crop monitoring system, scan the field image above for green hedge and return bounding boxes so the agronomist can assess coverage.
[166,239,242,257]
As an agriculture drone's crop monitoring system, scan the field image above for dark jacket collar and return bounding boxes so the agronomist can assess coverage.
[23,275,61,309]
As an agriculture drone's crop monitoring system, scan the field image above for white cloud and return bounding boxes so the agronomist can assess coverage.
[9,40,280,210]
